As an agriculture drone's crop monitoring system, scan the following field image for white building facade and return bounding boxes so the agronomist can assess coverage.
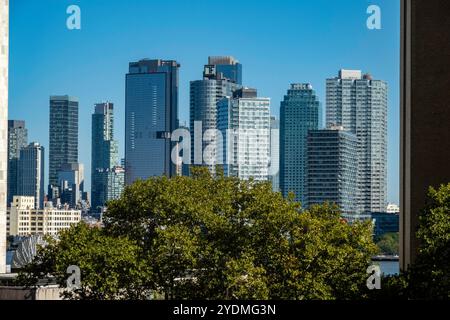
[326,70,388,215]
[218,88,271,181]
[7,196,81,237]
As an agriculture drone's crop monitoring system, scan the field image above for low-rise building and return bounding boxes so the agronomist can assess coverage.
[386,203,400,214]
[7,196,81,237]
[371,212,400,238]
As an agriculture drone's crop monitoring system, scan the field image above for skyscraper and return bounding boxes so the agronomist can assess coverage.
[306,127,358,216]
[326,70,388,214]
[91,102,119,210]
[206,56,242,85]
[49,96,79,195]
[190,56,242,173]
[217,88,271,181]
[280,83,321,204]
[17,142,45,209]
[125,59,180,185]
[270,117,280,192]
[58,163,84,209]
[0,0,9,274]
[7,120,28,206]
[103,166,125,202]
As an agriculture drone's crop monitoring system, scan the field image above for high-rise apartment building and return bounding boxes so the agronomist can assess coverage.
[103,166,125,202]
[49,96,79,194]
[91,102,119,210]
[125,59,180,185]
[217,88,271,181]
[306,127,358,216]
[280,84,321,204]
[17,143,45,209]
[0,0,9,274]
[190,56,242,173]
[326,70,388,214]
[7,120,28,206]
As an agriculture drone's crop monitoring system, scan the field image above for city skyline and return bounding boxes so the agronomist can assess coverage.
[8,0,400,203]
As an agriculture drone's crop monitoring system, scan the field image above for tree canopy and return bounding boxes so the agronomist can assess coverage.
[20,168,377,300]
[372,184,450,300]
[406,184,450,299]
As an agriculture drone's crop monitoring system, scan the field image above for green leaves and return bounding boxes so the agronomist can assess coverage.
[372,184,450,300]
[376,233,399,255]
[406,184,450,299]
[19,223,152,300]
[22,167,377,300]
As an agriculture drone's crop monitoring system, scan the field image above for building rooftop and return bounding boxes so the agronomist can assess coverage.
[50,95,79,102]
[208,56,239,65]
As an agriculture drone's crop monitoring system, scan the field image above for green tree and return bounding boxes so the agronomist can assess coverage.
[376,233,399,255]
[18,223,152,300]
[372,184,450,300]
[104,167,377,300]
[406,184,450,299]
[21,168,378,300]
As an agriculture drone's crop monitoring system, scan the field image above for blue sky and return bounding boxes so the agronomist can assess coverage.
[9,0,400,203]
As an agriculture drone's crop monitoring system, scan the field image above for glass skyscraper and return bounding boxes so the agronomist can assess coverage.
[306,127,358,216]
[17,142,45,209]
[190,56,241,173]
[326,70,388,215]
[217,88,271,181]
[58,163,84,209]
[125,59,180,185]
[103,166,125,203]
[7,120,28,206]
[280,84,321,204]
[270,117,280,192]
[49,96,79,195]
[91,102,119,211]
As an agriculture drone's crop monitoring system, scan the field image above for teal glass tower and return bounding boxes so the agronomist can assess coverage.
[280,84,321,204]
[91,102,119,211]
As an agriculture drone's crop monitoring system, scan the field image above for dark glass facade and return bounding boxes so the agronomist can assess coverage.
[49,96,79,192]
[125,59,180,185]
[372,213,399,238]
[17,143,45,209]
[91,102,119,210]
[306,128,358,216]
[7,120,28,206]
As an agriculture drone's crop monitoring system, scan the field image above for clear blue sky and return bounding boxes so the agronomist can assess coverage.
[9,0,400,203]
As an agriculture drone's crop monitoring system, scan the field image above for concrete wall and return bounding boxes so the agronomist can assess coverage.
[0,0,9,274]
[0,286,64,300]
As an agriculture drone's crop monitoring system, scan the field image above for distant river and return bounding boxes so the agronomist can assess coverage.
[374,260,400,276]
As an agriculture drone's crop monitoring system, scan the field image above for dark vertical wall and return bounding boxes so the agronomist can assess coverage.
[401,0,450,270]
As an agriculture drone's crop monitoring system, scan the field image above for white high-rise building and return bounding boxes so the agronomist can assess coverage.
[326,70,388,215]
[0,0,9,274]
[218,88,271,181]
